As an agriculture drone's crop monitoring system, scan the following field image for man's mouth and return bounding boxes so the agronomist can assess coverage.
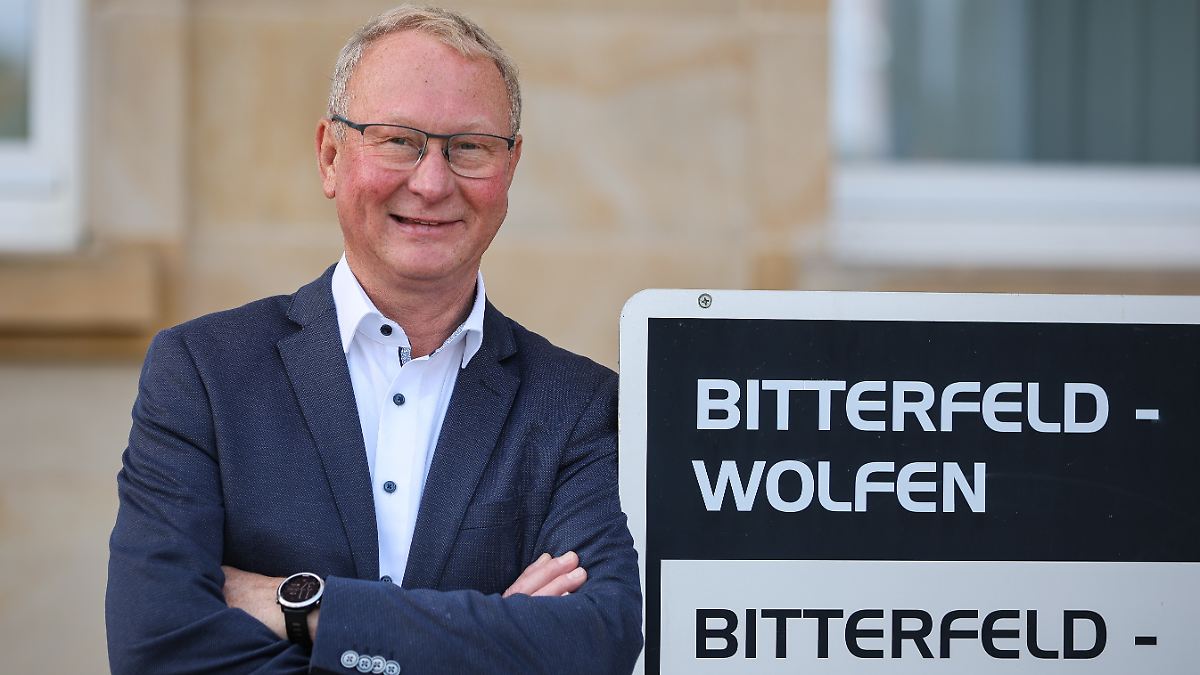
[391,214,457,227]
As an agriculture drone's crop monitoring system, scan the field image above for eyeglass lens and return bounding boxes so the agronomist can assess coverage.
[358,125,510,178]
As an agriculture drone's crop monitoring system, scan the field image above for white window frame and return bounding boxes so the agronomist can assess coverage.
[0,0,85,252]
[828,0,1200,271]
[832,163,1200,269]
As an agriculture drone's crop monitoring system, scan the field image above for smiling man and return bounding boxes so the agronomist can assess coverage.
[105,6,642,674]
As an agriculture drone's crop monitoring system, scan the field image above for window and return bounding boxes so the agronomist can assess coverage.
[0,0,84,252]
[831,0,1200,268]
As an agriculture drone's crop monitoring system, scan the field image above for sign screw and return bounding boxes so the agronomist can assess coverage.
[698,293,712,309]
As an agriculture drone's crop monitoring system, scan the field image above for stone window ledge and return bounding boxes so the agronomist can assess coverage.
[0,244,161,360]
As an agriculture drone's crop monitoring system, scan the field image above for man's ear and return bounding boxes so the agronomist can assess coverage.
[316,118,338,199]
[505,133,523,185]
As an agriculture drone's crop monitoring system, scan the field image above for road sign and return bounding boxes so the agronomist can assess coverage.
[619,290,1200,674]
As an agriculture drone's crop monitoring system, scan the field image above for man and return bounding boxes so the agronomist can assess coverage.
[106,6,642,673]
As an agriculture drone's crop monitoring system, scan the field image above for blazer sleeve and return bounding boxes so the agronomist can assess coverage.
[106,329,311,674]
[309,370,644,675]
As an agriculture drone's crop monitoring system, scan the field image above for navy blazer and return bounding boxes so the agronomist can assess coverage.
[106,266,643,674]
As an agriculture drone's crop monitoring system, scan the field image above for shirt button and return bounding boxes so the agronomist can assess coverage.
[392,393,405,406]
[379,324,393,336]
[383,480,397,493]
[381,575,393,583]
[340,650,360,668]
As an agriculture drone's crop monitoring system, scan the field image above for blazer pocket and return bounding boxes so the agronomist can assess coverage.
[459,496,520,530]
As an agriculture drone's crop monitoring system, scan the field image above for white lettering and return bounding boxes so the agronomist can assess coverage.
[1064,383,1108,433]
[693,460,986,513]
[1027,382,1062,433]
[765,460,815,512]
[897,461,938,512]
[847,381,887,432]
[983,382,1023,433]
[893,381,936,431]
[854,461,896,512]
[943,462,986,513]
[818,461,853,512]
[692,460,764,511]
[761,380,803,431]
[810,380,848,431]
[698,379,741,430]
[695,378,1107,434]
[745,379,760,431]
[940,382,981,432]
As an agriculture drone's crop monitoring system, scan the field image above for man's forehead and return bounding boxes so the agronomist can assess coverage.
[347,31,508,124]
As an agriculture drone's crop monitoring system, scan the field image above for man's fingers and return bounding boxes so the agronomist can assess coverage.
[502,553,551,597]
[531,565,587,597]
[502,551,580,598]
[503,551,576,597]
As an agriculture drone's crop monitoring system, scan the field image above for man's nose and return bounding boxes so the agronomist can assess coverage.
[406,140,457,201]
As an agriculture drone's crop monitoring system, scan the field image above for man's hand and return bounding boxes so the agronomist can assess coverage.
[503,551,587,597]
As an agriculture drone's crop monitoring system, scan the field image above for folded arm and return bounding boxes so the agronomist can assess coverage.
[222,550,587,641]
[106,329,311,674]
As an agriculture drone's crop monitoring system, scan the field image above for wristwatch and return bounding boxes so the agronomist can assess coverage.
[276,572,324,649]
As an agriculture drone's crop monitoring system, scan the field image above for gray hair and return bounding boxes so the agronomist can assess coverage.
[328,5,522,135]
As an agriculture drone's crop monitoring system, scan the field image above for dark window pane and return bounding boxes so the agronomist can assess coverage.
[837,0,1200,166]
[0,0,31,140]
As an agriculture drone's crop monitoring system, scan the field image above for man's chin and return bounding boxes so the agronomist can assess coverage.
[380,258,476,288]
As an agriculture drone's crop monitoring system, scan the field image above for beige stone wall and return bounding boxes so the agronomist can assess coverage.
[0,363,134,673]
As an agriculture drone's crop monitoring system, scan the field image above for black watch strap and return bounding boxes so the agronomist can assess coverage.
[283,607,313,649]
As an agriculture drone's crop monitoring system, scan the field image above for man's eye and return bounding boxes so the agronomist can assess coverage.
[385,136,418,147]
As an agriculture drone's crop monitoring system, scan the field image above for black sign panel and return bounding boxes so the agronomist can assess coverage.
[647,318,1200,564]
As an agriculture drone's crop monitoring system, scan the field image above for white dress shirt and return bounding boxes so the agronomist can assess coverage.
[331,255,486,585]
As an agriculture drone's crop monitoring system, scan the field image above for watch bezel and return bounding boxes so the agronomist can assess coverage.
[276,572,325,610]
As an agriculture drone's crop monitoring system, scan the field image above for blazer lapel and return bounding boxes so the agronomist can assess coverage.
[278,268,380,580]
[403,304,519,589]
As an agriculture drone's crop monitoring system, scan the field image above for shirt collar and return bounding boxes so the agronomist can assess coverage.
[331,254,486,368]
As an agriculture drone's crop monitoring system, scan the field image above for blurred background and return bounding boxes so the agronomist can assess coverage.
[1,0,1197,670]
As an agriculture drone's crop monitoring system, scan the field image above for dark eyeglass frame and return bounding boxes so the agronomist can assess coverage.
[330,114,516,177]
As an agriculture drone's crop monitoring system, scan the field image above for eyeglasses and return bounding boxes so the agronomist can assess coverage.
[331,115,516,179]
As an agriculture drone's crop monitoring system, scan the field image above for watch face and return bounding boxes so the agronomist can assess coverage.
[279,573,323,607]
